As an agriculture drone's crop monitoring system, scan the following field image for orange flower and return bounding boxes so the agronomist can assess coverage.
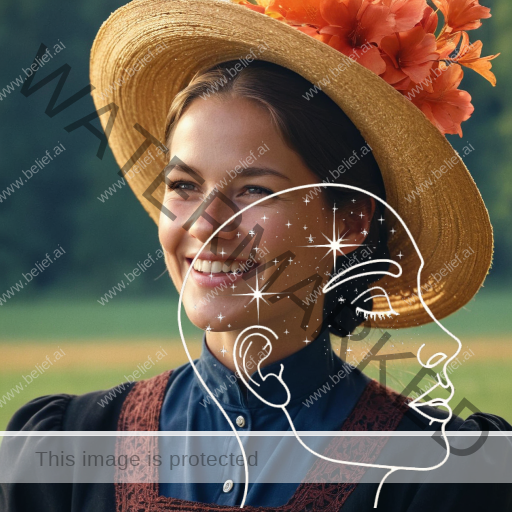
[319,0,395,44]
[419,5,438,34]
[448,31,499,86]
[317,0,395,74]
[380,25,438,86]
[263,0,327,26]
[232,0,497,137]
[381,0,426,32]
[405,63,474,136]
[432,0,491,33]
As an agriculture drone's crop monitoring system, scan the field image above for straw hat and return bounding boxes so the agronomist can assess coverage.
[90,0,493,329]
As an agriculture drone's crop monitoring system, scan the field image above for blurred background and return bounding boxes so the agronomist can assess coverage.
[0,0,511,429]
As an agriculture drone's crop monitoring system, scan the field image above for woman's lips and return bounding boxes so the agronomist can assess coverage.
[185,258,259,288]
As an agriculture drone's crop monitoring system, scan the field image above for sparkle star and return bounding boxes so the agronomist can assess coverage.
[303,225,307,230]
[378,216,385,224]
[390,228,396,235]
[217,313,225,321]
[359,212,365,218]
[220,346,227,357]
[284,329,289,334]
[248,230,255,236]
[397,251,404,259]
[303,337,311,344]
[302,207,363,272]
[338,297,345,304]
[205,324,212,332]
[236,232,242,238]
[232,269,280,322]
[361,229,368,236]
[307,235,315,243]
[286,221,292,228]
[230,284,237,291]
[304,197,310,205]
[273,258,279,265]
[220,248,226,256]
[347,348,352,353]
[261,215,268,222]
[351,199,356,203]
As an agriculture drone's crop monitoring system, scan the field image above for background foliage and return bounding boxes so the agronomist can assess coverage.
[0,0,511,428]
[0,0,511,299]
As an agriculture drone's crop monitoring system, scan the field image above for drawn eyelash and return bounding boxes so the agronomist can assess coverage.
[354,307,398,320]
[351,286,399,320]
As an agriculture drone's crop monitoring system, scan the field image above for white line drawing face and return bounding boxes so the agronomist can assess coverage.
[176,183,463,508]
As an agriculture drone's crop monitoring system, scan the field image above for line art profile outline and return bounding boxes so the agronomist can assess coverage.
[177,183,461,508]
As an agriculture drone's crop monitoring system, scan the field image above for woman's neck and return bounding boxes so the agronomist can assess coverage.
[205,321,325,373]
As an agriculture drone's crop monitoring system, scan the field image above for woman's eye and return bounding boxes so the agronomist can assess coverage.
[166,180,198,192]
[241,185,273,196]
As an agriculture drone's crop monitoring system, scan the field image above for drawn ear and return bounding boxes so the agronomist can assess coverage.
[233,326,291,408]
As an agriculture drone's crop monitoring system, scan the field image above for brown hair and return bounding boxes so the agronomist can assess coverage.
[165,60,385,199]
[164,60,389,336]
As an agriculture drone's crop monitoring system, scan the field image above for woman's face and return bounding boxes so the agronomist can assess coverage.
[159,96,369,335]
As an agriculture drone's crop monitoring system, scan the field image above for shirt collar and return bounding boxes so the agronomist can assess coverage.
[195,330,336,409]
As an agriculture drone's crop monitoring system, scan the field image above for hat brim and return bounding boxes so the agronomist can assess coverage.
[90,0,493,329]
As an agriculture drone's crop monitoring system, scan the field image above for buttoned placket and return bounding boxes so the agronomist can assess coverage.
[215,407,252,505]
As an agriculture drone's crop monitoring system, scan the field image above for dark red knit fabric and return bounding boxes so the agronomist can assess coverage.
[115,371,409,511]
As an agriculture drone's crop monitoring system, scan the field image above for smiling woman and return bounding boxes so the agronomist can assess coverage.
[159,60,385,368]
[2,0,511,511]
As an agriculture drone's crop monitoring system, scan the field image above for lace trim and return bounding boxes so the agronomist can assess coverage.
[115,373,408,511]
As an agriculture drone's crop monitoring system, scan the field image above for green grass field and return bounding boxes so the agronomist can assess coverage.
[1,288,511,429]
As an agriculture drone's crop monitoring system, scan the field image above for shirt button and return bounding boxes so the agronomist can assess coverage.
[223,479,234,493]
[236,415,246,428]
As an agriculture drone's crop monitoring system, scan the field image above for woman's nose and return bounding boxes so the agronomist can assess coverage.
[185,192,241,244]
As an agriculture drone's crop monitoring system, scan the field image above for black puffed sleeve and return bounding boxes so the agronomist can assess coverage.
[5,394,73,431]
[0,395,74,512]
[391,413,512,511]
[458,412,512,432]
[344,413,512,511]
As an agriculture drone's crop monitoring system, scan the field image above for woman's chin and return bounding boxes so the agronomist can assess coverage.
[183,302,251,333]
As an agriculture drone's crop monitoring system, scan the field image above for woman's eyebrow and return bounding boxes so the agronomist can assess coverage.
[166,157,291,182]
[165,159,204,182]
[237,167,291,181]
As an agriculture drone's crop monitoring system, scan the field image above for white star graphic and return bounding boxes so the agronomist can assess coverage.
[301,204,362,272]
[232,268,280,322]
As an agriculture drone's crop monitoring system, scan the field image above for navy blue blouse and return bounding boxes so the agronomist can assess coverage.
[158,331,370,507]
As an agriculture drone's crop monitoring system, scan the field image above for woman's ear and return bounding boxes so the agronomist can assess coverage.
[337,197,375,255]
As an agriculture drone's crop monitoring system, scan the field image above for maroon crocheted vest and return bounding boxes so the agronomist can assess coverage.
[115,370,409,511]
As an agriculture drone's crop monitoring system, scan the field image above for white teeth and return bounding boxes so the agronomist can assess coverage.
[192,258,248,274]
[211,261,223,273]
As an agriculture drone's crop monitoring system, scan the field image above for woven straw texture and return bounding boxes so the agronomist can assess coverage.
[90,0,493,329]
